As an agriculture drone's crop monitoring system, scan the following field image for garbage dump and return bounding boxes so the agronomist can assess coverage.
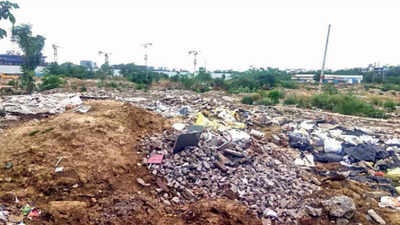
[1,90,400,225]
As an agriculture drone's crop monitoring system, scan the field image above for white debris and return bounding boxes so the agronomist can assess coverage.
[324,138,342,153]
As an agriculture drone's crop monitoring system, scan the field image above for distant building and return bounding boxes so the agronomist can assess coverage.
[0,54,46,77]
[80,60,97,70]
[323,75,363,84]
[291,74,315,83]
[292,74,363,84]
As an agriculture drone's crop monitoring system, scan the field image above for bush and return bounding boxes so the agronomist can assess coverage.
[310,93,385,118]
[268,89,284,104]
[255,97,273,106]
[257,90,268,98]
[283,95,298,105]
[135,83,149,90]
[39,75,65,91]
[384,100,396,112]
[370,97,383,106]
[241,96,254,105]
[80,86,87,92]
[281,80,297,89]
[322,84,338,95]
[105,81,118,89]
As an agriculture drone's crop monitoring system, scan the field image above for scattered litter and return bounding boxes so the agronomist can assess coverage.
[5,162,13,169]
[173,133,200,153]
[172,123,186,131]
[250,129,264,138]
[73,104,92,113]
[55,167,64,173]
[147,154,163,164]
[378,196,400,209]
[294,154,315,167]
[324,138,342,153]
[21,205,33,216]
[136,178,150,187]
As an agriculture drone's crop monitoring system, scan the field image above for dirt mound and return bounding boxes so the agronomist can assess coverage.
[0,101,168,224]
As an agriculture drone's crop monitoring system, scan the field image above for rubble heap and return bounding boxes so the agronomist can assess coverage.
[142,127,319,223]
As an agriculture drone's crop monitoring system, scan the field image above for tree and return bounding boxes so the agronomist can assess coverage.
[12,24,46,93]
[0,1,19,39]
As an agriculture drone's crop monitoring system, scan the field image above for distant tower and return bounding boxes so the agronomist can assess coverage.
[141,43,152,67]
[52,44,60,63]
[188,50,200,74]
[98,51,111,64]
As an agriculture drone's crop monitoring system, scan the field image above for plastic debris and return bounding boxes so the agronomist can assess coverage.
[173,133,200,153]
[73,104,92,113]
[250,129,264,138]
[228,129,250,142]
[172,123,186,131]
[195,113,219,130]
[378,196,400,209]
[294,154,315,167]
[55,167,64,173]
[385,167,400,182]
[21,205,33,216]
[28,208,40,218]
[324,138,342,153]
[147,154,163,164]
[5,162,13,169]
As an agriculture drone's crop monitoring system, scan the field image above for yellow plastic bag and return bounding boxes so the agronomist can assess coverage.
[195,113,219,130]
[385,167,400,181]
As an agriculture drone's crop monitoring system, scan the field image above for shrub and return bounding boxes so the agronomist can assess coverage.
[39,75,65,91]
[268,89,284,104]
[370,97,383,106]
[106,81,118,88]
[310,93,385,118]
[384,100,396,112]
[281,80,297,89]
[284,95,298,105]
[241,96,254,105]
[255,97,273,106]
[257,90,268,98]
[80,86,87,92]
[135,83,149,91]
[322,84,338,95]
[296,96,312,108]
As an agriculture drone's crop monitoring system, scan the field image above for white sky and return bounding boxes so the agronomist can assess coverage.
[1,0,400,71]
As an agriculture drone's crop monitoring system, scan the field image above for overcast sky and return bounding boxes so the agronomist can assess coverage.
[1,0,400,71]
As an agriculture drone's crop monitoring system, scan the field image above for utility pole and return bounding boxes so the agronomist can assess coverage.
[188,50,200,75]
[52,44,60,63]
[98,51,111,65]
[320,24,331,86]
[142,43,152,76]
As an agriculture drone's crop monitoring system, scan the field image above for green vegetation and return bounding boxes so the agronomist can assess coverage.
[0,1,19,39]
[310,94,385,118]
[45,62,94,79]
[322,84,338,95]
[241,96,254,105]
[241,89,285,106]
[268,89,284,104]
[12,24,45,93]
[39,75,65,91]
[255,97,273,106]
[283,94,298,105]
[384,99,396,112]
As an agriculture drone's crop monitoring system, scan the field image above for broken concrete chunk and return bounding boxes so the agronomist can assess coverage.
[305,206,322,217]
[322,196,355,219]
[367,209,386,225]
[136,178,150,187]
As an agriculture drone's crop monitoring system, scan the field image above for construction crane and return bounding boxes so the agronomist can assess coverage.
[52,44,60,63]
[141,43,152,68]
[98,51,111,65]
[188,50,200,74]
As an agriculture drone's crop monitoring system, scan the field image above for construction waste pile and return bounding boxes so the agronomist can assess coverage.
[1,90,400,225]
